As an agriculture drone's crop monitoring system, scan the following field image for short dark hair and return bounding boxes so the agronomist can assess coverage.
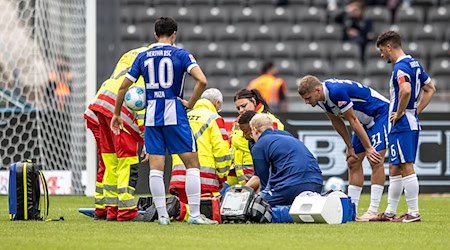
[261,61,274,74]
[376,30,402,48]
[238,110,257,125]
[155,17,178,37]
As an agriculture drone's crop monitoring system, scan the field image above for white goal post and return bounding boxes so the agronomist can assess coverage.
[0,0,97,195]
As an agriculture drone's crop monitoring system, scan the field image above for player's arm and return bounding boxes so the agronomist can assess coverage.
[342,108,381,164]
[246,175,260,192]
[111,55,141,135]
[417,80,436,114]
[111,77,134,135]
[178,66,207,109]
[391,74,411,123]
[325,112,355,159]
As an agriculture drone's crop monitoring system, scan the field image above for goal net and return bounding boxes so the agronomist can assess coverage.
[0,0,87,194]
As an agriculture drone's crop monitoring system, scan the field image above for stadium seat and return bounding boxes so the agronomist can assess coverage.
[427,6,450,32]
[288,0,310,7]
[296,42,328,60]
[120,7,135,24]
[334,59,364,82]
[429,42,450,62]
[198,6,230,25]
[204,59,235,77]
[166,7,197,25]
[283,76,301,92]
[264,6,296,24]
[330,42,361,62]
[274,59,299,79]
[389,23,415,42]
[410,0,439,7]
[412,24,442,43]
[296,6,327,25]
[431,76,450,90]
[120,24,145,42]
[196,42,228,59]
[179,24,213,42]
[364,58,392,92]
[404,42,429,68]
[185,0,215,7]
[247,25,279,43]
[213,24,246,42]
[206,76,238,89]
[135,7,167,24]
[300,59,332,80]
[225,77,248,92]
[176,41,198,57]
[364,6,391,27]
[361,76,390,94]
[365,43,381,61]
[153,0,184,7]
[263,42,295,60]
[312,24,343,43]
[280,24,313,43]
[231,7,264,27]
[228,42,261,60]
[248,0,274,7]
[217,0,247,7]
[394,6,425,25]
[236,59,262,77]
[310,0,328,8]
[429,58,450,79]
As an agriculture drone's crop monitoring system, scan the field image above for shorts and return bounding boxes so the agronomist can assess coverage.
[352,115,388,154]
[144,123,197,155]
[388,130,419,165]
[260,182,323,207]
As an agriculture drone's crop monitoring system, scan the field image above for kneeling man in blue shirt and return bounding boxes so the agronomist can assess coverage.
[246,113,323,207]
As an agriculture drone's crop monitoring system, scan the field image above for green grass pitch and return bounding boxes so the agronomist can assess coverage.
[0,194,449,250]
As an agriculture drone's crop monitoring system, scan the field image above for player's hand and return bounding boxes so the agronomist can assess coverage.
[365,147,382,165]
[110,115,123,135]
[139,131,144,139]
[177,97,191,109]
[141,153,150,162]
[346,147,358,161]
[390,111,404,125]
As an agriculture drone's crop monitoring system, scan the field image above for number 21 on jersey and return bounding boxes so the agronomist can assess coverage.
[145,57,174,89]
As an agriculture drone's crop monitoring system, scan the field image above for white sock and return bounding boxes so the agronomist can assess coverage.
[368,184,384,213]
[149,170,169,219]
[385,175,403,215]
[347,185,363,213]
[403,174,419,216]
[186,168,201,218]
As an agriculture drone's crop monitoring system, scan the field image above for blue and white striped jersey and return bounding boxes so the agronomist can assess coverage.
[389,55,431,133]
[318,79,389,129]
[126,43,198,126]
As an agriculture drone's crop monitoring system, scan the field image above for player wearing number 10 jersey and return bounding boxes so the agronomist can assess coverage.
[374,30,436,222]
[111,17,217,225]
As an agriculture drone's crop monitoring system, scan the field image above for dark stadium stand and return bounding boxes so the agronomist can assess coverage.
[118,0,450,99]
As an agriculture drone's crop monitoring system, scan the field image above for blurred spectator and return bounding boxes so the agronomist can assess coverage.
[47,55,72,112]
[247,62,288,112]
[335,0,374,60]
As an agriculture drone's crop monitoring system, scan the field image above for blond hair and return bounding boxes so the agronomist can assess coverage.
[298,75,322,96]
[249,113,274,133]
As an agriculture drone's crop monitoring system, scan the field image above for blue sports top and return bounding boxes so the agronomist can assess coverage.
[251,129,323,191]
[126,43,198,126]
[388,55,431,133]
[318,79,389,129]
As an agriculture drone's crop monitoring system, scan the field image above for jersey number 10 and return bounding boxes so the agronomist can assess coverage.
[144,57,174,89]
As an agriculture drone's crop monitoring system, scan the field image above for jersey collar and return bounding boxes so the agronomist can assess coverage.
[153,42,173,47]
[395,55,412,63]
[320,82,330,105]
